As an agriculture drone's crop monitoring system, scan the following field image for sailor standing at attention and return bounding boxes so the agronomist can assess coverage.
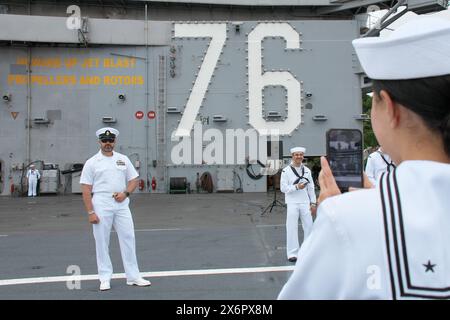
[80,127,151,291]
[280,147,317,262]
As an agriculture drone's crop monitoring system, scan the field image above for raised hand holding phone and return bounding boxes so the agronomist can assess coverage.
[317,156,341,205]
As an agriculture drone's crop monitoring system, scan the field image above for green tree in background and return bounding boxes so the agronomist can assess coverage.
[362,94,378,149]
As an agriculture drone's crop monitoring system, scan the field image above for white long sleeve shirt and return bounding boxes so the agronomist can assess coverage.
[280,163,316,204]
[365,150,395,186]
[26,169,40,180]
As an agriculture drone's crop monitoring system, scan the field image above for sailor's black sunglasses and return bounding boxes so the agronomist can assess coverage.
[100,138,115,143]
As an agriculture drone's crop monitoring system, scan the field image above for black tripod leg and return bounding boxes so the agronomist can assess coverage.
[269,201,275,213]
[276,200,285,207]
[261,183,285,215]
[261,204,270,216]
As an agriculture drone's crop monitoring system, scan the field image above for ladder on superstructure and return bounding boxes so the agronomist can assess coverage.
[156,55,167,192]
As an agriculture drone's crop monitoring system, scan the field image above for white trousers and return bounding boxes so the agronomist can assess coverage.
[92,194,141,282]
[28,178,38,196]
[286,203,313,259]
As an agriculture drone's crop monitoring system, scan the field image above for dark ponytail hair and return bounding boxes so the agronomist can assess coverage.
[372,75,450,157]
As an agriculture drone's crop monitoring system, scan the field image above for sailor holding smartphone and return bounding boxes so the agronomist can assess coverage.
[279,17,450,299]
[280,147,317,262]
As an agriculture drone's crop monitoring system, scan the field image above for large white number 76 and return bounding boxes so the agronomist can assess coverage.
[248,23,302,135]
[174,23,226,137]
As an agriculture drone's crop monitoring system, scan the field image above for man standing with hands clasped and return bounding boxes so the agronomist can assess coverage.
[26,164,40,197]
[280,147,317,262]
[80,127,151,291]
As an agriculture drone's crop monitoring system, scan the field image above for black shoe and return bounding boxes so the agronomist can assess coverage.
[288,257,297,263]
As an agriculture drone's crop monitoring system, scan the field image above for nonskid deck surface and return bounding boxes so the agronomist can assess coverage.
[0,193,302,299]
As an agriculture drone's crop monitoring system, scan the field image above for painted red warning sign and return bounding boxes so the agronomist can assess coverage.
[148,111,156,119]
[135,111,144,119]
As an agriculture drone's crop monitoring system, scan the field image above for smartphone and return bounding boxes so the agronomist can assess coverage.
[326,129,363,192]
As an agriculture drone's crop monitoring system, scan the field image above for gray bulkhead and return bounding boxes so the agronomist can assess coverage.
[0,0,446,195]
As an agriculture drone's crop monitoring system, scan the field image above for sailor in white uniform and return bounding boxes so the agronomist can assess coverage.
[365,147,395,186]
[80,127,151,291]
[280,147,317,262]
[26,164,40,197]
[279,16,450,300]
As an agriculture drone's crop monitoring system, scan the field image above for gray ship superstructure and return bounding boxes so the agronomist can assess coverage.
[0,0,447,195]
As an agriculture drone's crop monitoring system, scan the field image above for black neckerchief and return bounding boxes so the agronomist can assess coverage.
[290,165,309,185]
[377,151,396,172]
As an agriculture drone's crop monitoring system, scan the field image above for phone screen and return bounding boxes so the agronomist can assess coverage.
[326,129,363,191]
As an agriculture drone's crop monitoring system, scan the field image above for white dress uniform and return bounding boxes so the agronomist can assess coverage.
[278,161,450,299]
[26,168,40,197]
[280,162,316,260]
[365,149,395,186]
[80,150,141,283]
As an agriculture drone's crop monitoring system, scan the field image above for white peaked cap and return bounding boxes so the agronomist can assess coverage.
[290,147,306,154]
[352,16,450,80]
[96,127,119,138]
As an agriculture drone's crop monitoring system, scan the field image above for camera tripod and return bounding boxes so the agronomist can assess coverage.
[261,174,286,216]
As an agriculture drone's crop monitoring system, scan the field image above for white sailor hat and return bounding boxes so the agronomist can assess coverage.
[352,16,450,80]
[96,127,119,139]
[290,147,306,154]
